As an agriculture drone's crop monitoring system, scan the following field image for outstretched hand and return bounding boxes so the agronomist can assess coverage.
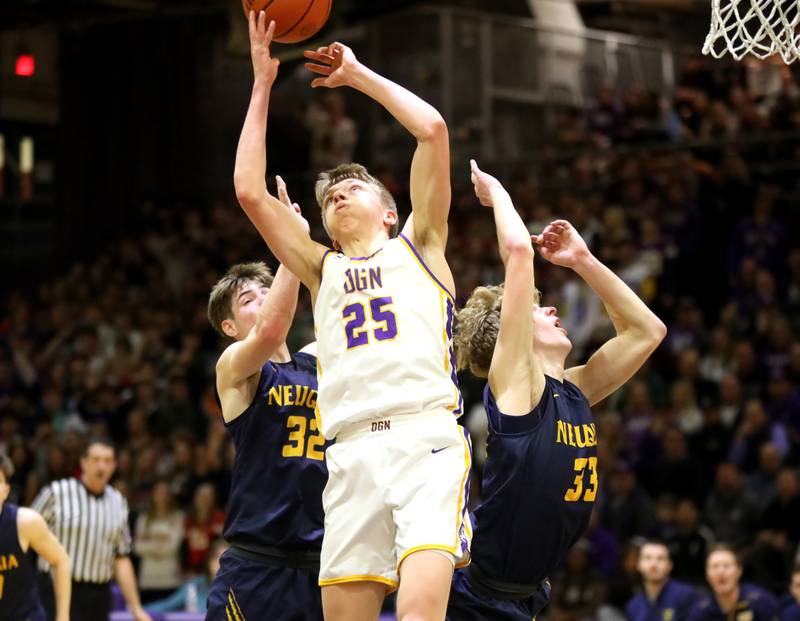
[248,11,279,85]
[531,220,590,268]
[303,42,360,88]
[276,175,310,233]
[469,159,507,207]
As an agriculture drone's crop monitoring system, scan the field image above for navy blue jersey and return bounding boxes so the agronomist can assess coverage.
[781,603,800,621]
[626,580,699,621]
[447,570,550,621]
[687,584,780,621]
[470,375,597,586]
[206,548,323,621]
[0,504,44,621]
[223,353,330,551]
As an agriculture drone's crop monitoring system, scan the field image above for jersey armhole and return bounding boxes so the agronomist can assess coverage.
[484,382,549,435]
[224,365,272,429]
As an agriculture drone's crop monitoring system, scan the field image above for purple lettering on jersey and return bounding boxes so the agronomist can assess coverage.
[371,297,397,341]
[343,267,383,294]
[343,303,369,348]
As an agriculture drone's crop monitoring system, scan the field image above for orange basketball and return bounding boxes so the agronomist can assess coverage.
[242,0,332,44]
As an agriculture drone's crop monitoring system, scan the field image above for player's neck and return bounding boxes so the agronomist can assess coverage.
[715,586,740,612]
[269,343,291,364]
[338,231,389,259]
[538,353,566,381]
[644,579,668,601]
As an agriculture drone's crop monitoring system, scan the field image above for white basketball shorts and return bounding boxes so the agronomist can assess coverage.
[318,410,472,591]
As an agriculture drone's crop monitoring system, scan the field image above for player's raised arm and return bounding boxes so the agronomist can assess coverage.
[217,179,305,393]
[470,161,546,414]
[304,42,450,247]
[535,220,667,405]
[235,11,326,291]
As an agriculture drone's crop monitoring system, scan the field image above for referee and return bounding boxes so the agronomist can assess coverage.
[32,438,152,621]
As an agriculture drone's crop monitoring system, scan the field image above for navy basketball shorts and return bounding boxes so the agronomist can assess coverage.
[206,549,323,621]
[446,569,551,621]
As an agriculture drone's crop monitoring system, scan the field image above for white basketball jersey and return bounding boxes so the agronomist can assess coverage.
[314,234,463,439]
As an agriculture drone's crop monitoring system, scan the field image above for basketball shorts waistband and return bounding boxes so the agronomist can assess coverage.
[335,409,458,442]
[466,562,548,601]
[228,543,321,570]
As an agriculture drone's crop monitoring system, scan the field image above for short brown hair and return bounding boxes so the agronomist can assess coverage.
[208,262,274,336]
[706,543,740,566]
[454,284,541,378]
[0,451,14,482]
[315,163,398,239]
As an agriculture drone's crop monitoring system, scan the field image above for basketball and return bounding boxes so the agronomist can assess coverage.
[242,0,332,44]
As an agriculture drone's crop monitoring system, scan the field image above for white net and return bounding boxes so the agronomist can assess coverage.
[703,0,800,64]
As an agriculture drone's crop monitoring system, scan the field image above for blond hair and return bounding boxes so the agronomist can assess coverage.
[454,284,541,378]
[315,163,398,239]
[207,262,274,336]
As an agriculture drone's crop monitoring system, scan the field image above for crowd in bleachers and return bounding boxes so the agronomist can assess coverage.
[2,55,800,617]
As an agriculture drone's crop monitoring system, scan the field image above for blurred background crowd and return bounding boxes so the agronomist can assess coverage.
[3,12,800,618]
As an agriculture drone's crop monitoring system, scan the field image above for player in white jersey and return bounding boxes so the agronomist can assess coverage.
[233,12,470,621]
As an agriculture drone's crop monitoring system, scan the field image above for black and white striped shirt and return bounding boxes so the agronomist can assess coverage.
[32,478,132,583]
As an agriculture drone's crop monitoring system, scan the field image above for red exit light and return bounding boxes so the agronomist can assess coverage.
[15,54,35,77]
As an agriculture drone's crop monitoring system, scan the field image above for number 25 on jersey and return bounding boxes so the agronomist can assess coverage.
[342,297,398,349]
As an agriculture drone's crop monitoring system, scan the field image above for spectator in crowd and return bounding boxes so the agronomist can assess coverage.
[183,482,224,575]
[147,538,228,614]
[599,461,658,543]
[626,540,698,621]
[780,566,800,621]
[668,499,713,586]
[305,91,358,171]
[745,443,784,512]
[549,541,605,621]
[688,545,780,621]
[704,463,760,549]
[729,399,791,472]
[133,480,185,603]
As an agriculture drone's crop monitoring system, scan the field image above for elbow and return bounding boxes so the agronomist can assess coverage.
[505,239,534,260]
[417,116,448,143]
[233,174,263,209]
[645,318,667,349]
[253,317,289,349]
[55,553,71,572]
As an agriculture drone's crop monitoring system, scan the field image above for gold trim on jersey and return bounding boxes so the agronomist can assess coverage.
[314,359,325,433]
[398,235,455,303]
[441,291,461,413]
[454,430,473,546]
[319,574,400,592]
[394,430,473,572]
[226,587,246,621]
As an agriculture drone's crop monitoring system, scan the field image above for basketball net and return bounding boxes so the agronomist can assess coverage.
[703,0,800,64]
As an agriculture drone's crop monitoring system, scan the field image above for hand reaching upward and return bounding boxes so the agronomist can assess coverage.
[275,175,309,234]
[531,220,590,269]
[248,11,279,85]
[469,159,507,207]
[303,42,361,88]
